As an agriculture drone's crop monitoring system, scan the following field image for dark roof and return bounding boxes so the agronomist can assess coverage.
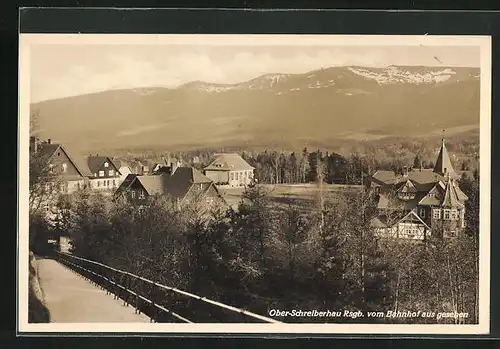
[37,143,60,160]
[164,167,213,200]
[113,174,137,197]
[87,155,120,174]
[204,153,254,171]
[117,167,217,202]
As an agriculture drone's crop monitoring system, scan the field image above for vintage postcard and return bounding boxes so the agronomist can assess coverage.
[18,34,491,335]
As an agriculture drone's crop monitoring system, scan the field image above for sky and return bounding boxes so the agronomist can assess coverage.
[30,43,480,103]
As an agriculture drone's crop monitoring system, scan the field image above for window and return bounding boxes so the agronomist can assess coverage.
[99,170,104,177]
[94,173,97,177]
[450,209,458,220]
[57,152,60,156]
[461,210,466,228]
[131,190,136,199]
[139,190,145,199]
[97,181,101,187]
[113,180,116,186]
[109,169,114,176]
[419,208,425,218]
[62,163,67,173]
[104,162,109,168]
[230,173,234,180]
[77,182,80,190]
[433,209,441,219]
[405,226,416,238]
[443,209,450,220]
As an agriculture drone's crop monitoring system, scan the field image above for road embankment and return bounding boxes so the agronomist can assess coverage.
[28,251,50,323]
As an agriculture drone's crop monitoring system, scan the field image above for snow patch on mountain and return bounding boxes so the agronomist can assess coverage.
[243,73,291,89]
[347,66,457,85]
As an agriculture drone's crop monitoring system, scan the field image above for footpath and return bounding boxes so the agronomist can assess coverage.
[36,258,151,323]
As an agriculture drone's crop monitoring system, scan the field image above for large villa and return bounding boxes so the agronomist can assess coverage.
[369,139,469,241]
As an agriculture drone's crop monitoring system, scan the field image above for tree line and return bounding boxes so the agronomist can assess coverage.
[115,136,478,186]
[29,161,480,325]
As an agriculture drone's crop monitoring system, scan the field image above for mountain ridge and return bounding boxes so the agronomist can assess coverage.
[31,65,480,152]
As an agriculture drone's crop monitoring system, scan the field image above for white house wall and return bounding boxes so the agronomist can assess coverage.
[375,222,429,241]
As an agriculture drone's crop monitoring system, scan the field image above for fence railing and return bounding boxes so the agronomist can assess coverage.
[53,250,281,324]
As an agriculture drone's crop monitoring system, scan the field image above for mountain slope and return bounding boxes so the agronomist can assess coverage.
[31,66,480,151]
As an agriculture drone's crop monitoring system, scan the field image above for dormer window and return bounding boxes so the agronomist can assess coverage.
[104,162,109,168]
[99,170,104,177]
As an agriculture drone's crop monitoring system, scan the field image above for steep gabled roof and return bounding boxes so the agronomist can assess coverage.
[204,153,254,171]
[87,155,120,174]
[114,174,137,196]
[441,178,466,208]
[433,139,458,178]
[397,179,418,193]
[417,181,445,206]
[398,210,431,230]
[37,142,93,177]
[136,175,165,196]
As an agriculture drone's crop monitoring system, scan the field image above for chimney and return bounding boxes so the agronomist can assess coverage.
[171,162,176,175]
[47,138,51,144]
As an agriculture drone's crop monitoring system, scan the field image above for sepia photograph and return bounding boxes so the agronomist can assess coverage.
[18,34,491,334]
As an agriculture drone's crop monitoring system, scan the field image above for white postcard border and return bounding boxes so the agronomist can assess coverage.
[18,34,492,335]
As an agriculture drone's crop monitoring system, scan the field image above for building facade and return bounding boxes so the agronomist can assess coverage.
[203,153,255,187]
[86,155,121,193]
[369,139,469,241]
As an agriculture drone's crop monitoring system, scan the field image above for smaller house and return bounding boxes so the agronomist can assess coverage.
[86,155,121,193]
[371,210,431,242]
[203,153,255,187]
